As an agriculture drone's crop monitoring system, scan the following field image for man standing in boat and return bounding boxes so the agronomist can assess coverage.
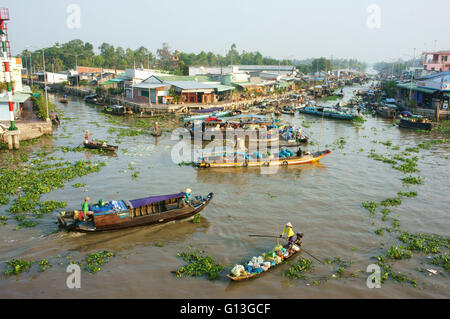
[183,188,192,206]
[80,197,94,221]
[84,130,90,144]
[280,222,295,246]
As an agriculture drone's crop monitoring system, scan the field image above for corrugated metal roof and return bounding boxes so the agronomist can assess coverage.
[133,83,169,89]
[167,81,215,90]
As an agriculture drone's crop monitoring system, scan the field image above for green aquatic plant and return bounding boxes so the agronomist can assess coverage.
[4,259,34,276]
[85,250,115,273]
[431,253,449,271]
[398,231,449,254]
[38,259,51,272]
[362,201,378,214]
[397,191,417,198]
[283,258,313,279]
[401,176,424,185]
[192,213,201,224]
[175,248,224,280]
[72,183,87,188]
[380,197,402,207]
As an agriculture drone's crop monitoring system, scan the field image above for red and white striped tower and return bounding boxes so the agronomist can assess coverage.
[0,8,17,131]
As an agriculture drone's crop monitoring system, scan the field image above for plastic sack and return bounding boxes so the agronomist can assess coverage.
[292,244,300,252]
[263,262,271,269]
[231,265,245,277]
[257,256,264,264]
[274,256,282,264]
[253,268,263,274]
[261,266,268,272]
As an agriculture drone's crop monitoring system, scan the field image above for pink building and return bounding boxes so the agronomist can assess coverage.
[423,51,450,72]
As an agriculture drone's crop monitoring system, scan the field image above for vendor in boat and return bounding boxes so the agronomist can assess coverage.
[84,130,90,144]
[79,197,94,221]
[280,222,295,246]
[183,188,192,206]
[154,122,160,135]
[296,147,303,157]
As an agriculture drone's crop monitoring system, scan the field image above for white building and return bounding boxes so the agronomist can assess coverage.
[36,71,68,84]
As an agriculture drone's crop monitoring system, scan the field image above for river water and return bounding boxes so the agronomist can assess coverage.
[1,84,449,298]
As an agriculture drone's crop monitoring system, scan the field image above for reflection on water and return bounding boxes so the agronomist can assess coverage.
[0,84,449,299]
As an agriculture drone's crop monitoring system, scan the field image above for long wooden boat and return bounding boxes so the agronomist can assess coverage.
[299,106,358,120]
[196,149,331,168]
[84,142,118,152]
[103,105,132,116]
[398,117,434,131]
[58,192,214,232]
[227,236,303,281]
[182,110,231,122]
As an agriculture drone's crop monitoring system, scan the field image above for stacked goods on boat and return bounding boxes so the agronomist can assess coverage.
[279,148,295,158]
[229,244,300,279]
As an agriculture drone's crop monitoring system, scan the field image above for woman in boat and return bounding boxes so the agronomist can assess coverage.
[280,222,295,246]
[84,130,90,144]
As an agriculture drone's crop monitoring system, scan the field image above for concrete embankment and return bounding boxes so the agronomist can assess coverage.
[0,120,53,144]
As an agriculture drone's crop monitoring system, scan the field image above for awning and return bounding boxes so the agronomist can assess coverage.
[128,193,184,209]
[215,84,235,92]
[0,93,31,103]
[444,92,450,98]
[396,83,438,94]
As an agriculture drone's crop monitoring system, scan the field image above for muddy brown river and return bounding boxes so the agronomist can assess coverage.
[1,83,449,298]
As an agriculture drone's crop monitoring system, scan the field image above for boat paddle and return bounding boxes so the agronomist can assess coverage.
[248,235,323,264]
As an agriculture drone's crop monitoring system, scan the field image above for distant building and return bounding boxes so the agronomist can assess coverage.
[422,51,450,72]
[36,71,68,84]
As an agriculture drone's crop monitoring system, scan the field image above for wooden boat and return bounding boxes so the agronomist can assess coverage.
[151,129,162,137]
[281,107,295,115]
[227,235,303,281]
[58,192,214,232]
[84,141,118,152]
[299,106,358,120]
[103,105,132,116]
[182,110,231,122]
[196,149,331,168]
[398,117,434,131]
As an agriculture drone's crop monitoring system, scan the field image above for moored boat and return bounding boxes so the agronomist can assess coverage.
[84,141,118,152]
[103,105,132,116]
[58,192,214,232]
[398,116,434,131]
[299,106,358,120]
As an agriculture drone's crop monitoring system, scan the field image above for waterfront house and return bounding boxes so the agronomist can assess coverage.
[396,71,450,118]
[422,51,450,72]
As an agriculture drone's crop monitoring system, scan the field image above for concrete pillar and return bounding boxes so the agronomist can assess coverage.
[6,130,20,150]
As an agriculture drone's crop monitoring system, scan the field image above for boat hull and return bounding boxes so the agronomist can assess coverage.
[197,150,331,168]
[59,193,213,232]
[399,118,433,131]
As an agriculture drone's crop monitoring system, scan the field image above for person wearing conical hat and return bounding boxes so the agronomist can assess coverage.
[280,222,295,246]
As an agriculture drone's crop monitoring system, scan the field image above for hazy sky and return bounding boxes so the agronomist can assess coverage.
[5,0,450,63]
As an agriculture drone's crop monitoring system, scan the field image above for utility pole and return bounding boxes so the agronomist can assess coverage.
[409,48,416,102]
[42,48,49,121]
